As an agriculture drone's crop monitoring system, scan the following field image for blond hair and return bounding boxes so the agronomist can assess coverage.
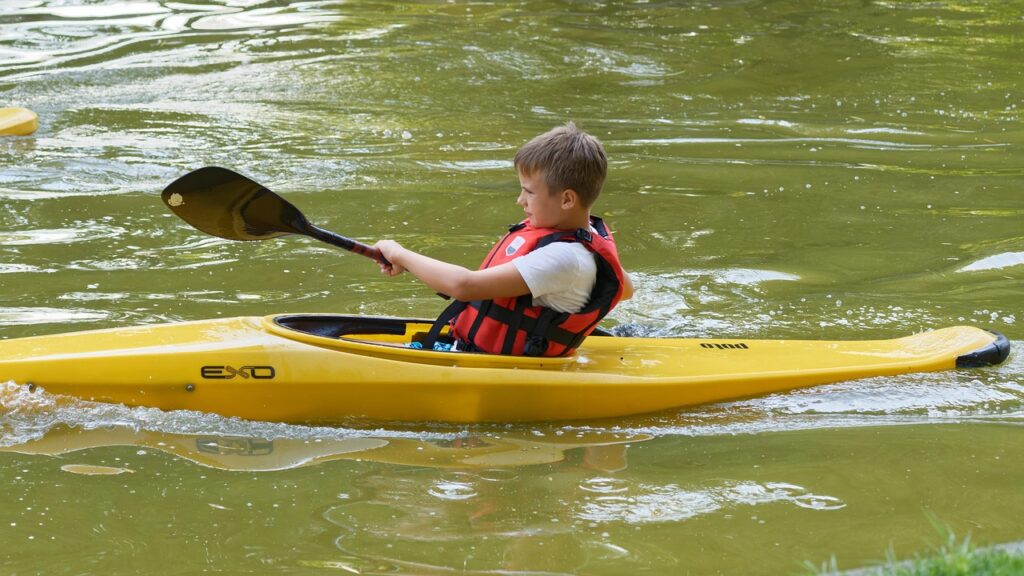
[514,122,607,207]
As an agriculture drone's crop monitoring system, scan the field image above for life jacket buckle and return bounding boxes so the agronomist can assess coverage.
[574,228,592,243]
[523,334,547,357]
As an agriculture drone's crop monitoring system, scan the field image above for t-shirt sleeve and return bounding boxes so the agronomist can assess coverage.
[511,242,584,298]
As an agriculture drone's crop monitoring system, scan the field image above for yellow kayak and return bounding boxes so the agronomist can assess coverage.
[0,314,1009,424]
[0,107,38,136]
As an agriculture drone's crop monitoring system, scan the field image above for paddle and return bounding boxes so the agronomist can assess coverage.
[161,166,389,267]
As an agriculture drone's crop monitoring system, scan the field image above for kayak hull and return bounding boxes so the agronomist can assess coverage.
[0,314,1010,424]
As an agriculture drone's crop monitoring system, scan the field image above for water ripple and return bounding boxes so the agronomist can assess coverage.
[0,263,51,274]
[626,136,987,151]
[576,479,845,524]
[0,306,111,326]
[428,474,479,501]
[0,225,125,245]
[0,1,344,80]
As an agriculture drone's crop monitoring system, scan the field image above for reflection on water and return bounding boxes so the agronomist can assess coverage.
[60,462,133,475]
[959,251,1024,273]
[0,421,645,473]
[0,363,1022,573]
[2,415,1021,574]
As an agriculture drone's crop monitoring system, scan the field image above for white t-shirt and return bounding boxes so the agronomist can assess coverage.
[511,241,597,313]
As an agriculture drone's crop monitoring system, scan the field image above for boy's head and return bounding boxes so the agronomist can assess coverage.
[514,122,607,208]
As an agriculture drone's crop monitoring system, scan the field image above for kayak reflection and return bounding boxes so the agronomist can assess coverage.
[0,425,649,472]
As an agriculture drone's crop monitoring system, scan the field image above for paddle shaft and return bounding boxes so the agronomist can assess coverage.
[310,223,445,296]
[306,225,389,266]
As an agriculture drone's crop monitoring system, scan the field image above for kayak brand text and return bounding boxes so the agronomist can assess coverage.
[201,365,276,379]
[700,342,749,350]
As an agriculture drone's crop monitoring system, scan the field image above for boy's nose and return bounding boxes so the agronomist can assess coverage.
[516,191,526,206]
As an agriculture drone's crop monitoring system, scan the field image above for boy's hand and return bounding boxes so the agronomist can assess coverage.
[373,240,407,276]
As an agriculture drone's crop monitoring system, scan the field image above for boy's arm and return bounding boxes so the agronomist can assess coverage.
[375,240,530,302]
[621,271,635,300]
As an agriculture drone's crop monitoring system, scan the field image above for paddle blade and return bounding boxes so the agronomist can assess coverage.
[161,166,310,241]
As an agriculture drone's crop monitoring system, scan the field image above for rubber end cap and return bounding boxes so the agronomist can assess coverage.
[956,330,1011,368]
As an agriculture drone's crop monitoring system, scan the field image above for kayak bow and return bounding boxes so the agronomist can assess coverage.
[0,315,1009,423]
[0,107,38,136]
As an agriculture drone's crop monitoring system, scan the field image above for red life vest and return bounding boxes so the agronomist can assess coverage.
[428,216,625,357]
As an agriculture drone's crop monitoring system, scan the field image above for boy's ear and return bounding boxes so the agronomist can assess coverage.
[560,188,579,209]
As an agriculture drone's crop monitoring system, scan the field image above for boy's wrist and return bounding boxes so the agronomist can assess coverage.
[391,246,420,274]
[391,245,409,267]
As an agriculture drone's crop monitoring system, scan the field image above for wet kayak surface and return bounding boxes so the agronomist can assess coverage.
[1,1,1022,573]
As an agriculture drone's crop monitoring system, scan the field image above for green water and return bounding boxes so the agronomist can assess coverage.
[1,1,1022,573]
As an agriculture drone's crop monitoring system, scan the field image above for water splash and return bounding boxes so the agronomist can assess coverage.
[0,382,461,450]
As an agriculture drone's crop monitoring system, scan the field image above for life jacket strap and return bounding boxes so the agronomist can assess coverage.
[465,300,577,349]
[423,299,467,350]
[501,295,530,355]
[523,307,569,356]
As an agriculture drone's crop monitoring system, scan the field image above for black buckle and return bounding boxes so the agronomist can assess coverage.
[523,334,547,356]
[574,228,592,243]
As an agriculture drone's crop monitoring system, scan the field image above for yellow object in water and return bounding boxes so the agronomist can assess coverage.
[0,314,1009,424]
[0,107,38,136]
[0,424,645,472]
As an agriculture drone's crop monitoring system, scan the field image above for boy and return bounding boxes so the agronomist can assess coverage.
[374,122,634,356]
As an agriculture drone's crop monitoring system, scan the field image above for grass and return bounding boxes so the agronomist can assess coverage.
[806,522,1024,576]
[868,543,1024,576]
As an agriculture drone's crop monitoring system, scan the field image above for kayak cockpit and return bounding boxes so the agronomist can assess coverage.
[272,314,432,344]
[264,314,583,369]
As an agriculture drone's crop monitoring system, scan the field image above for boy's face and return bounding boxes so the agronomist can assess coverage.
[516,169,571,228]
